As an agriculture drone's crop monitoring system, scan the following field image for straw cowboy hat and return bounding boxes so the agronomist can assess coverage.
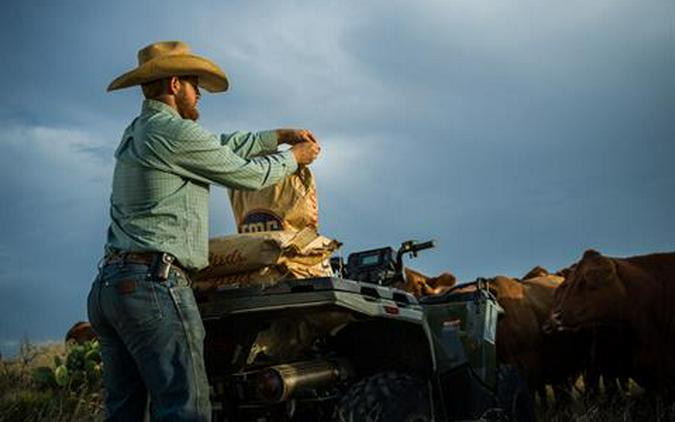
[107,41,229,93]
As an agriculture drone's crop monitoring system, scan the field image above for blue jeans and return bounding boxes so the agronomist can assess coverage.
[87,262,212,422]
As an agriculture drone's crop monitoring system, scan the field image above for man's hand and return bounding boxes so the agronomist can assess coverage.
[277,129,319,146]
[291,141,321,165]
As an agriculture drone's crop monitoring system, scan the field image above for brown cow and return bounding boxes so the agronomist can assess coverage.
[491,275,570,404]
[65,321,97,345]
[522,265,550,280]
[550,249,675,393]
[401,267,456,297]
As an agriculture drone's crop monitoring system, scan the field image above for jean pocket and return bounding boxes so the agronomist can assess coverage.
[105,277,164,329]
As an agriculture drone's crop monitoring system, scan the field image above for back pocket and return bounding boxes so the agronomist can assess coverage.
[106,277,164,329]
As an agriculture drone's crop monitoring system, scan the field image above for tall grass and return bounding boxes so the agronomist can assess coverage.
[536,381,675,422]
[1,339,673,421]
[0,339,103,422]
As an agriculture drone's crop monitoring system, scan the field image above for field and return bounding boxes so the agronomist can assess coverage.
[0,340,103,422]
[1,341,673,421]
[535,382,675,422]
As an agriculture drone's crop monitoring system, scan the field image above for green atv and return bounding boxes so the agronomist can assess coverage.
[196,240,534,421]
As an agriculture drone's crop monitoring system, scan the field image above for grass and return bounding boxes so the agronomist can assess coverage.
[535,381,675,422]
[0,339,103,422]
[1,339,673,421]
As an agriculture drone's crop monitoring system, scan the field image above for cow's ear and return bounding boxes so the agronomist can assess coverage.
[582,249,601,259]
[584,253,615,281]
[430,272,456,288]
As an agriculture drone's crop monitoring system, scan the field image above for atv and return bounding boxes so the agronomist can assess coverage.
[195,240,534,421]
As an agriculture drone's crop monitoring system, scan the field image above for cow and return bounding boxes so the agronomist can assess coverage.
[491,274,576,406]
[401,267,457,297]
[577,325,632,399]
[549,249,675,395]
[65,321,97,345]
[522,265,550,280]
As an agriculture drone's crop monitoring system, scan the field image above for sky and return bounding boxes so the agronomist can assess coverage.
[1,0,673,357]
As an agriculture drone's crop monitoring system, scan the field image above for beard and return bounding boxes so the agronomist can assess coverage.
[176,92,200,121]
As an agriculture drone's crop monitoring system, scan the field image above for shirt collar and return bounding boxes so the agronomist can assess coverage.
[142,99,182,119]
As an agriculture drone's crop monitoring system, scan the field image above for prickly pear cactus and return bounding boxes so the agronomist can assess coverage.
[33,339,102,394]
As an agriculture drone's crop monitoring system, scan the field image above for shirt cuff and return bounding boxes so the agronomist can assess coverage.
[279,149,299,174]
[258,130,279,153]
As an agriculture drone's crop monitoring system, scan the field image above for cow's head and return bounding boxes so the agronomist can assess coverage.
[550,249,628,332]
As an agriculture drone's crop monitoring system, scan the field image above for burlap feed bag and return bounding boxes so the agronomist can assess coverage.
[192,258,334,292]
[192,266,286,291]
[196,228,340,278]
[229,166,318,233]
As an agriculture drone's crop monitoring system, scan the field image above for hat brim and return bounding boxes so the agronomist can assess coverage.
[107,54,229,93]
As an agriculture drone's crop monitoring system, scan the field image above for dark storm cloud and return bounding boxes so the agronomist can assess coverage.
[0,0,673,355]
[315,0,675,277]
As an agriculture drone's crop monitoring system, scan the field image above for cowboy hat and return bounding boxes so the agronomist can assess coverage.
[107,41,229,93]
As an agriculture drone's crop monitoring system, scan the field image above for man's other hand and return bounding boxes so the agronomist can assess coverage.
[277,129,319,146]
[291,141,321,165]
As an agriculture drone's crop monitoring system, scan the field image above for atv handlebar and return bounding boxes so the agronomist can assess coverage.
[340,239,436,285]
[398,240,435,258]
[395,240,436,279]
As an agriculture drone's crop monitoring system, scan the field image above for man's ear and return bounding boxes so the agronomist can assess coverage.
[168,76,181,95]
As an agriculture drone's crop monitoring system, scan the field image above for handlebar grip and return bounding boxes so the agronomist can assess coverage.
[413,240,435,251]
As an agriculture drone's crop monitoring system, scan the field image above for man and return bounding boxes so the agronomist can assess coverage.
[87,41,320,421]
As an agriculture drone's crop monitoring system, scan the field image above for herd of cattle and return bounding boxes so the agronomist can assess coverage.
[67,248,675,405]
[408,248,675,405]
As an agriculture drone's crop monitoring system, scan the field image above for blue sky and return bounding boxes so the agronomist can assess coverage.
[1,0,673,357]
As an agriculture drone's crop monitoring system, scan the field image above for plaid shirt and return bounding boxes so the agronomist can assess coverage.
[105,99,297,271]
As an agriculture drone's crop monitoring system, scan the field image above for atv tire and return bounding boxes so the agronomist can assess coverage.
[497,365,536,422]
[334,372,431,422]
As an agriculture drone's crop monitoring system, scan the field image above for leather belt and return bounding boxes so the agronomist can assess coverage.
[104,251,158,266]
[103,251,188,279]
